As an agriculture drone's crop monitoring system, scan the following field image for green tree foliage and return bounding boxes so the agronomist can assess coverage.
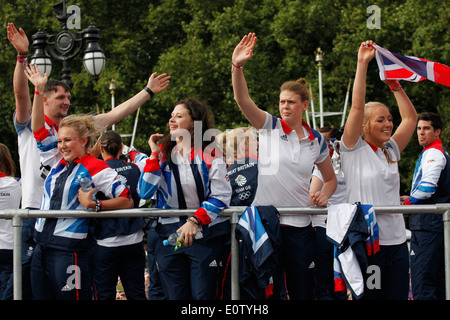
[0,0,448,194]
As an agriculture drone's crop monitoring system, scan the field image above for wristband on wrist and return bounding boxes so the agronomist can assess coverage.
[34,90,44,95]
[191,215,201,226]
[187,217,200,227]
[231,61,243,73]
[150,151,159,158]
[144,86,155,98]
[17,56,28,65]
[389,81,402,92]
[95,199,102,212]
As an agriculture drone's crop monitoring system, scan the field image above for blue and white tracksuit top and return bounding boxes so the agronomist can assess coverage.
[35,154,130,252]
[138,147,231,238]
[405,139,450,232]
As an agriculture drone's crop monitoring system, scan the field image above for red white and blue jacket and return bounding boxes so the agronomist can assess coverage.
[327,203,380,299]
[405,139,450,232]
[138,147,231,237]
[33,115,63,174]
[35,154,130,251]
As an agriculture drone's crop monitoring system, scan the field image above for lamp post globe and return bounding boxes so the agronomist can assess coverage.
[82,24,106,80]
[30,30,53,77]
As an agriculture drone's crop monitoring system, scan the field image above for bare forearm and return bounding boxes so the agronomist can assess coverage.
[321,177,337,199]
[232,66,250,104]
[316,158,337,199]
[30,78,46,132]
[394,88,417,123]
[14,61,32,124]
[342,61,369,148]
[94,72,170,129]
[352,61,369,112]
[95,89,150,129]
[85,197,133,210]
[391,87,417,152]
[231,67,265,129]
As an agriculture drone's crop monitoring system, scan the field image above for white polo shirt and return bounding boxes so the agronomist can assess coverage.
[252,112,329,227]
[340,136,406,245]
[14,114,44,209]
[0,174,22,250]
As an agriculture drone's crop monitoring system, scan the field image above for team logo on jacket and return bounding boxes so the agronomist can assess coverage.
[235,175,247,187]
[116,174,128,186]
[238,191,252,200]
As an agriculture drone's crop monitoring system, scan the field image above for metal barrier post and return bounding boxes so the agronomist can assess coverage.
[230,210,240,300]
[442,205,450,300]
[12,214,22,300]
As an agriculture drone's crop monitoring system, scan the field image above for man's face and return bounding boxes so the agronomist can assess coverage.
[417,120,441,147]
[44,86,71,120]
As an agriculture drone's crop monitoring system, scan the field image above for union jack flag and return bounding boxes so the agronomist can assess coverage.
[373,44,450,87]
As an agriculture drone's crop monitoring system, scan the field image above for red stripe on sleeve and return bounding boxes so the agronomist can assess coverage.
[33,126,50,141]
[144,158,160,172]
[118,186,131,199]
[194,207,211,225]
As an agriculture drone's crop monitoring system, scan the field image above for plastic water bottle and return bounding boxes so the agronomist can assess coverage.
[78,172,96,203]
[78,172,93,192]
[163,230,203,251]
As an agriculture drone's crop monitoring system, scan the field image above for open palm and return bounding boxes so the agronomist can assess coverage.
[232,33,257,66]
[7,23,29,54]
[24,64,48,89]
[147,72,171,94]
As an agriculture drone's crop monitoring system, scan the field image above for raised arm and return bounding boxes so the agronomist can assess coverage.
[94,72,170,129]
[231,33,266,129]
[23,65,48,132]
[342,40,376,149]
[389,80,417,152]
[7,23,32,125]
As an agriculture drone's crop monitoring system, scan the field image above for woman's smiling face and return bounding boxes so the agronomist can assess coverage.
[169,104,194,137]
[363,105,394,146]
[57,126,87,163]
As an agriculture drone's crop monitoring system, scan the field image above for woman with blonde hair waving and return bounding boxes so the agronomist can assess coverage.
[24,65,133,300]
[340,40,417,299]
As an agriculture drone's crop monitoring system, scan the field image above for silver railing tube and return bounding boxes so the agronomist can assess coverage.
[1,204,449,300]
[439,204,450,300]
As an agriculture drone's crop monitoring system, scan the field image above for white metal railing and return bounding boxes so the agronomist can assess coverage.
[1,204,449,300]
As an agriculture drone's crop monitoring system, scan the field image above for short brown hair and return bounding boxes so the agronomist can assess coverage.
[280,78,309,101]
[44,79,70,96]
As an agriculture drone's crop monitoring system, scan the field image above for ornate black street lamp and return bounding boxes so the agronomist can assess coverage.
[30,0,105,88]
